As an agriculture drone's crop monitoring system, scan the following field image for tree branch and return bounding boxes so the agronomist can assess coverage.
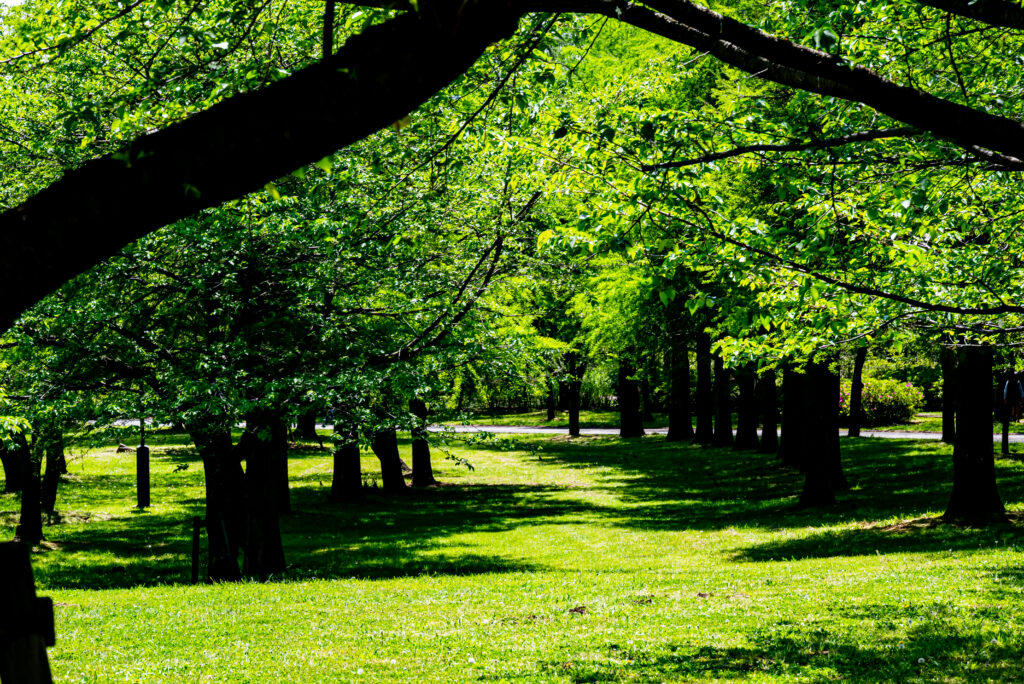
[640,127,918,171]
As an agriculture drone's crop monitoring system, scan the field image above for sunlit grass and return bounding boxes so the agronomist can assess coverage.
[2,431,1024,682]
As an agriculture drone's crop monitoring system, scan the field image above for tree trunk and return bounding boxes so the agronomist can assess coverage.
[371,428,408,493]
[848,346,868,437]
[758,369,779,453]
[1,440,24,493]
[940,345,957,444]
[944,346,1005,523]
[39,422,63,516]
[824,358,848,491]
[666,339,694,442]
[295,408,323,447]
[191,422,245,582]
[618,357,645,438]
[640,375,655,422]
[330,419,363,503]
[733,362,759,450]
[713,353,733,447]
[239,416,287,579]
[272,417,291,514]
[779,365,802,467]
[693,330,714,445]
[14,434,43,546]
[567,352,585,438]
[546,380,556,422]
[796,359,838,508]
[410,399,438,487]
[1001,367,1012,456]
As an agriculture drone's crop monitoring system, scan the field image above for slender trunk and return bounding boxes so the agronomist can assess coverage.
[944,346,1005,523]
[733,362,759,450]
[545,381,556,422]
[713,353,733,447]
[371,428,408,492]
[567,352,585,438]
[759,369,779,453]
[192,422,244,582]
[240,415,287,579]
[14,434,43,545]
[666,339,694,442]
[693,330,714,445]
[796,359,837,508]
[940,346,957,444]
[410,399,438,487]
[39,422,63,515]
[848,346,868,437]
[618,356,645,438]
[1001,367,1012,456]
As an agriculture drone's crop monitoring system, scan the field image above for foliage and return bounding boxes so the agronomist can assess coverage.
[840,377,925,427]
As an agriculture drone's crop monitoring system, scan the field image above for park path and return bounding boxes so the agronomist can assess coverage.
[433,424,1024,443]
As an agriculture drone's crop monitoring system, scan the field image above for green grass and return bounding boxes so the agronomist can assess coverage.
[452,409,669,429]
[3,432,1024,682]
[876,412,1024,435]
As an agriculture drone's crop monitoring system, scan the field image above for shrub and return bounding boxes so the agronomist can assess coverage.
[839,377,924,426]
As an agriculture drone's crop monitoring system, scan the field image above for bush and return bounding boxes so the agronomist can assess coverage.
[840,377,924,426]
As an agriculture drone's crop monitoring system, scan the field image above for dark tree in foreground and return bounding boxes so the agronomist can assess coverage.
[944,346,1005,523]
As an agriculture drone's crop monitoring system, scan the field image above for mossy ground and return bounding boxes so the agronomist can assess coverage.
[2,430,1024,682]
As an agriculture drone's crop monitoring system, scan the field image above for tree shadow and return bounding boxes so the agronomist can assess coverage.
[527,617,1019,682]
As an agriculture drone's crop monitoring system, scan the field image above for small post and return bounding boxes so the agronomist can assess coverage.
[0,542,55,684]
[137,419,150,509]
[191,517,202,584]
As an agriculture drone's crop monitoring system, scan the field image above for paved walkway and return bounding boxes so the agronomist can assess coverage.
[434,424,1024,443]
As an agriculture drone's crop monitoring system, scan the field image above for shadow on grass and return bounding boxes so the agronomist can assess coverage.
[17,428,1024,590]
[530,618,1019,682]
[526,434,1024,559]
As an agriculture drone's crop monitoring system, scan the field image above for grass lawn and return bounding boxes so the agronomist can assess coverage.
[877,412,1024,435]
[3,431,1024,682]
